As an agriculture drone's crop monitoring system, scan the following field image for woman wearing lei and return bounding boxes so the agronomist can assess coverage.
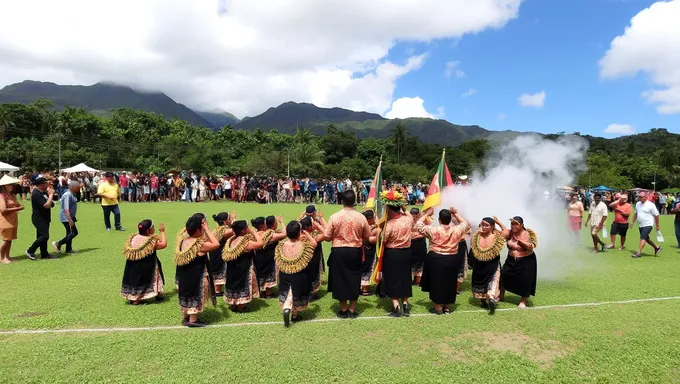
[379,190,415,317]
[175,213,221,327]
[299,215,326,300]
[121,219,167,305]
[222,220,264,313]
[500,216,538,309]
[416,207,470,315]
[360,210,380,296]
[252,215,287,299]
[276,220,318,327]
[469,216,509,314]
[208,212,235,297]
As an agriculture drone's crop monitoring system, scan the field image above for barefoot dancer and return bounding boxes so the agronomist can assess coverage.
[253,215,287,298]
[208,212,234,296]
[470,217,508,314]
[222,220,264,312]
[499,217,538,309]
[121,220,167,304]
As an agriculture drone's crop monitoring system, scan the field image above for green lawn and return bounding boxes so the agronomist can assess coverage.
[1,202,679,383]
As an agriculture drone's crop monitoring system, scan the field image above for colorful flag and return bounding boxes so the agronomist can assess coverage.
[422,149,454,211]
[365,158,388,284]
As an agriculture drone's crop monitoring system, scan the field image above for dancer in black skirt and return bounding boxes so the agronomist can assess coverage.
[380,191,413,317]
[175,214,221,327]
[300,216,326,300]
[416,207,470,315]
[360,210,379,296]
[323,190,371,319]
[469,216,508,314]
[121,220,167,305]
[222,220,264,312]
[253,216,287,298]
[276,220,318,327]
[209,212,234,297]
[409,208,427,286]
[500,216,538,309]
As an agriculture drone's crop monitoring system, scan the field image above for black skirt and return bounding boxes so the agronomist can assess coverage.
[279,270,310,310]
[501,253,537,298]
[225,251,256,304]
[420,251,464,304]
[121,251,165,298]
[470,256,500,297]
[208,240,227,285]
[410,238,427,274]
[361,244,376,285]
[382,248,413,298]
[327,247,362,301]
[304,244,324,294]
[254,242,278,291]
[176,255,214,310]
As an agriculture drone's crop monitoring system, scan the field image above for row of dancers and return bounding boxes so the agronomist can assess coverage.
[120,190,538,327]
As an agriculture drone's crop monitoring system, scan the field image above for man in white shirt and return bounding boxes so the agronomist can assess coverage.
[585,193,608,253]
[631,192,661,258]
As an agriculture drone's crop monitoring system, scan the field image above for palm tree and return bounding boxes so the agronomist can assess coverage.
[292,143,324,176]
[294,126,313,145]
[390,122,407,163]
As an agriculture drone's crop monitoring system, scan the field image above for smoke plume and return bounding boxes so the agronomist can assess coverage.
[439,134,590,280]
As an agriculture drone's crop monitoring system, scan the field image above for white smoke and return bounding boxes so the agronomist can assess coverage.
[439,134,590,280]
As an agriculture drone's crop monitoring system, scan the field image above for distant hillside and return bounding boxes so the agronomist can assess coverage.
[195,109,240,127]
[0,80,212,127]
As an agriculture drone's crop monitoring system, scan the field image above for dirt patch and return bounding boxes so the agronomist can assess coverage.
[469,331,576,368]
[13,312,47,318]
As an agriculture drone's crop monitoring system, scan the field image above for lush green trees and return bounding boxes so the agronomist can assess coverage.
[0,100,678,188]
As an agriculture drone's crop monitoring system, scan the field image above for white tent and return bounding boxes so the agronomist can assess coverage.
[63,163,99,173]
[0,161,20,172]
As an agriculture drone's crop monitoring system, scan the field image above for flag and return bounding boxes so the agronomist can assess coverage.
[422,149,454,211]
[365,158,388,284]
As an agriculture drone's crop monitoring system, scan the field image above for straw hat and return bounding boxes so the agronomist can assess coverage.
[0,174,21,187]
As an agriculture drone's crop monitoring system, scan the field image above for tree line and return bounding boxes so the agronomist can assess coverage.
[0,99,677,189]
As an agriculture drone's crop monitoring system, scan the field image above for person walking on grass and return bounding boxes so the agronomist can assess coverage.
[25,175,55,260]
[672,199,680,248]
[97,172,125,232]
[608,193,631,250]
[53,180,80,255]
[585,193,608,253]
[631,192,661,258]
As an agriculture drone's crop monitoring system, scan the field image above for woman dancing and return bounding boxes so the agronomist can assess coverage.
[222,220,264,312]
[360,210,379,296]
[380,191,414,317]
[175,214,221,327]
[416,207,470,315]
[121,220,167,304]
[409,208,427,286]
[500,216,538,309]
[469,217,508,314]
[253,216,287,298]
[209,212,234,297]
[299,216,326,299]
[276,221,318,327]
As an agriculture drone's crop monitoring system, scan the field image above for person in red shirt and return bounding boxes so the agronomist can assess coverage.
[150,173,159,202]
[608,193,632,250]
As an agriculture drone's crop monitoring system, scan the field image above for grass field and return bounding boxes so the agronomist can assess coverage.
[1,201,680,383]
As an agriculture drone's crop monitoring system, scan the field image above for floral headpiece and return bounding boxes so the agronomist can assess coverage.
[379,190,407,207]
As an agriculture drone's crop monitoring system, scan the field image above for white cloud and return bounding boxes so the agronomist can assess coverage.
[518,91,546,108]
[461,88,477,98]
[0,0,522,118]
[604,123,635,135]
[385,97,435,119]
[436,106,445,118]
[445,61,465,78]
[599,1,680,114]
[497,113,506,121]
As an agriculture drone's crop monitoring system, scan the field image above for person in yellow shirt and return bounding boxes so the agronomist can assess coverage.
[97,172,125,232]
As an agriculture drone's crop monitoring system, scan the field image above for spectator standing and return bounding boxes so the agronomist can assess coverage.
[631,192,661,258]
[97,172,125,232]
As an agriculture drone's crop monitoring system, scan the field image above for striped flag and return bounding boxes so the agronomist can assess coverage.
[422,149,454,211]
[365,158,388,284]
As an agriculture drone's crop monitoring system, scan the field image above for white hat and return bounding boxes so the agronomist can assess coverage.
[458,175,468,180]
[0,174,21,187]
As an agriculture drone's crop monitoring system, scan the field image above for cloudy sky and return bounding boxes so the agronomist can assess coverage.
[0,0,678,136]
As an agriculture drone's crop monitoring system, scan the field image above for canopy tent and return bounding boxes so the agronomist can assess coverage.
[0,161,20,172]
[63,163,99,173]
[591,185,615,192]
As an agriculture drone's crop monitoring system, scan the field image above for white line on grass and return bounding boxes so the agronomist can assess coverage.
[2,295,679,336]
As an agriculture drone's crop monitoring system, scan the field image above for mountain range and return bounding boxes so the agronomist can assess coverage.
[1,80,524,146]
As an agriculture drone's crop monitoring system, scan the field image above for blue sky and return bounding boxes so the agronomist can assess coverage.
[390,0,679,136]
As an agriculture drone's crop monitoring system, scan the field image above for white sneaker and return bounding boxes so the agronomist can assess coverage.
[52,241,61,254]
[25,250,36,261]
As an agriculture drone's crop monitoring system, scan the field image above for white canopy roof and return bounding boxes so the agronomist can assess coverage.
[0,161,20,172]
[63,163,99,173]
